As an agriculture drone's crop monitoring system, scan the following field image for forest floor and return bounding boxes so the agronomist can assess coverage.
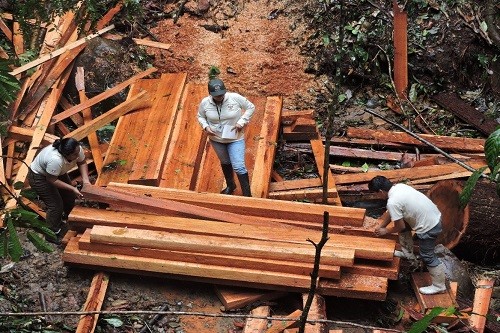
[1,0,499,332]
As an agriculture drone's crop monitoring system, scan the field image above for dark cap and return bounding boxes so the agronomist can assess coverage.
[208,78,226,97]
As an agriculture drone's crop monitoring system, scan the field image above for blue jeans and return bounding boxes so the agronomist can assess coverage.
[416,221,442,267]
[210,139,247,174]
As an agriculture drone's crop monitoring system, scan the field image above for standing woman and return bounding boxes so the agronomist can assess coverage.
[27,138,91,241]
[197,78,255,196]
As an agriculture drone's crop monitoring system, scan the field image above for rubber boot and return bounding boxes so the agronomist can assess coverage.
[419,263,447,295]
[237,173,252,197]
[220,164,236,195]
[394,230,418,261]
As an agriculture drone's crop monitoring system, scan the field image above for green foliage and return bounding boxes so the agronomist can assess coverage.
[408,307,456,333]
[1,206,55,262]
[208,66,221,79]
[460,128,500,205]
[0,58,21,123]
[485,128,500,173]
[460,166,488,208]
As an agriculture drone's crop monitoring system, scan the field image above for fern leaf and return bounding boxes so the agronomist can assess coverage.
[485,128,500,172]
[6,219,23,262]
[26,231,54,253]
[0,230,7,258]
[460,166,488,208]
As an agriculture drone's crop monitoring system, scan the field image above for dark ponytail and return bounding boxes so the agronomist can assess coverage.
[53,138,80,157]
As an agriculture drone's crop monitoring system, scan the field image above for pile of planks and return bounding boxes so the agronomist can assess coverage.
[276,111,489,204]
[63,183,400,301]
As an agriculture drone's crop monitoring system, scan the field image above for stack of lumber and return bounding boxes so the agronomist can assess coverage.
[64,184,400,301]
[95,76,284,200]
[274,113,488,203]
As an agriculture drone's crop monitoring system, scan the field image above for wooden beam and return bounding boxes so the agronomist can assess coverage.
[75,272,109,333]
[302,294,327,333]
[64,90,151,141]
[9,25,115,76]
[75,67,103,173]
[346,127,485,153]
[266,309,302,333]
[106,182,366,227]
[90,225,353,267]
[469,278,495,333]
[79,229,341,279]
[128,73,187,185]
[310,139,342,205]
[69,206,394,262]
[50,67,157,125]
[393,0,408,98]
[243,306,271,332]
[133,38,171,50]
[252,96,282,198]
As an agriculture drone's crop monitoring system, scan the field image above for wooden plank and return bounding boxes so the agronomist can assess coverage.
[470,278,495,333]
[50,67,157,125]
[292,117,317,132]
[128,73,186,185]
[393,0,408,98]
[346,127,485,153]
[269,178,322,192]
[433,92,499,136]
[78,229,342,279]
[343,257,400,280]
[310,139,342,205]
[81,185,298,228]
[65,235,388,299]
[281,109,315,124]
[106,182,366,227]
[318,273,388,300]
[282,126,319,141]
[0,137,5,186]
[333,160,487,185]
[268,187,338,202]
[12,21,23,56]
[252,96,282,198]
[76,67,103,174]
[64,90,152,141]
[302,294,327,333]
[243,306,271,332]
[133,38,171,50]
[75,272,109,333]
[266,309,302,333]
[159,83,207,189]
[0,18,12,41]
[64,236,314,290]
[410,272,457,311]
[9,25,115,76]
[95,79,157,186]
[69,206,394,262]
[89,225,353,268]
[6,126,58,146]
[217,289,283,312]
[19,45,83,117]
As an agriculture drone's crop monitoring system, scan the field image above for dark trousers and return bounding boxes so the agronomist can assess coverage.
[27,168,76,231]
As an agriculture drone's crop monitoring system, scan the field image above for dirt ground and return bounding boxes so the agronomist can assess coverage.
[1,0,499,332]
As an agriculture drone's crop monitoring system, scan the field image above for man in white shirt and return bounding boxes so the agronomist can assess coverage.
[369,175,447,295]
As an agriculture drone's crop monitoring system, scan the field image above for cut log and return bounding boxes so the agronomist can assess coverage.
[426,180,469,249]
[449,180,500,263]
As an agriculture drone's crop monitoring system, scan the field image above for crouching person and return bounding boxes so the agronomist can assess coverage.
[368,175,447,295]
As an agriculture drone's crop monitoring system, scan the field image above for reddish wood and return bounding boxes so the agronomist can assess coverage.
[426,180,469,249]
[393,0,408,98]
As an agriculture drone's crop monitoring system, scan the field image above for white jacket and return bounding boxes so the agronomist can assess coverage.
[197,92,255,143]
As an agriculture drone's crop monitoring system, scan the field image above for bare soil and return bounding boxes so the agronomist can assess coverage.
[1,0,499,332]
